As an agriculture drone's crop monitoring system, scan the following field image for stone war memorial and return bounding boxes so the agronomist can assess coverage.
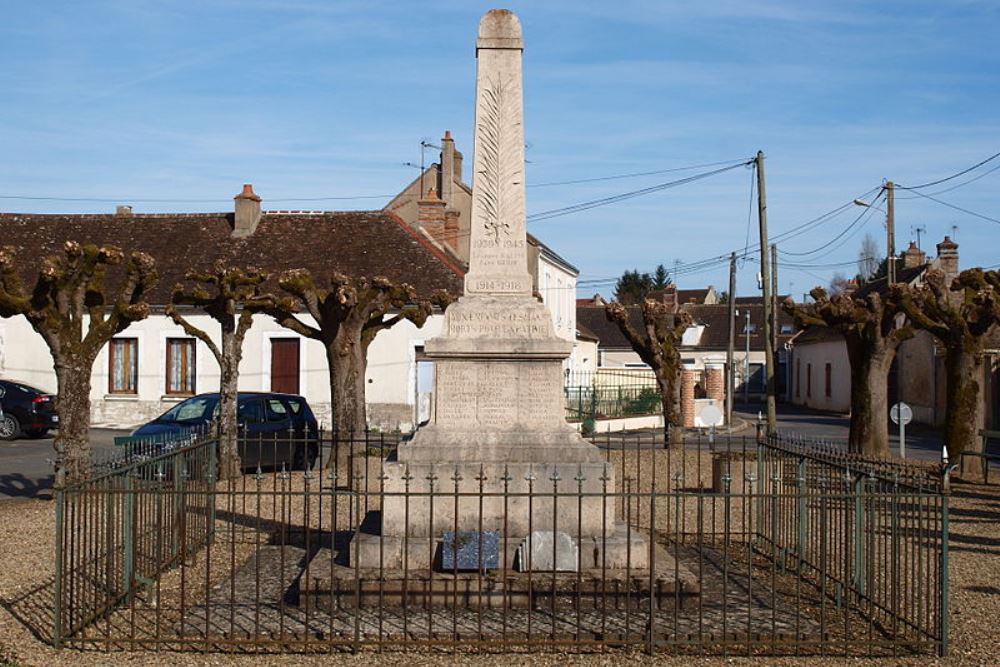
[45,8,952,659]
[304,8,696,607]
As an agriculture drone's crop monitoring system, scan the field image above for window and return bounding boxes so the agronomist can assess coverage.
[109,338,138,394]
[238,399,264,424]
[806,363,812,399]
[266,398,289,422]
[166,338,196,395]
[824,363,832,398]
[743,323,757,333]
[780,323,795,334]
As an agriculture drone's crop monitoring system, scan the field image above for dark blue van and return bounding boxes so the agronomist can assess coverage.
[130,392,320,469]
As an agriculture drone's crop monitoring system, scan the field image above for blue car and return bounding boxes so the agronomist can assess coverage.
[130,392,319,470]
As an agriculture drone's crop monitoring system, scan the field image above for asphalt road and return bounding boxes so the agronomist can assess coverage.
[0,429,127,500]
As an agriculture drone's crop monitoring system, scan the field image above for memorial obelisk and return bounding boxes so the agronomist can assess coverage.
[400,9,603,466]
[365,9,624,564]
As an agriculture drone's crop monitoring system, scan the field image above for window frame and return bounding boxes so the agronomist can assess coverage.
[165,337,197,396]
[108,337,139,395]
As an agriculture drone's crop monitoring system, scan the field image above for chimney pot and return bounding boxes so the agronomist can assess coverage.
[233,183,263,237]
[115,205,133,216]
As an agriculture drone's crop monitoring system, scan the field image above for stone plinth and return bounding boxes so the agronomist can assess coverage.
[379,460,614,539]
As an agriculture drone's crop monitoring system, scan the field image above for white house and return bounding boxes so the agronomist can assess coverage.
[0,132,583,433]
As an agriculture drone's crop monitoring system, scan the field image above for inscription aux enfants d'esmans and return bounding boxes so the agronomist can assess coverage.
[435,363,565,428]
[448,308,553,338]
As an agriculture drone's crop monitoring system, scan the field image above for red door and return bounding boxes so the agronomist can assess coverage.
[270,339,300,394]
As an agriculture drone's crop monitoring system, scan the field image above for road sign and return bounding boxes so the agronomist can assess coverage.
[890,402,912,459]
[890,402,912,425]
[700,405,724,428]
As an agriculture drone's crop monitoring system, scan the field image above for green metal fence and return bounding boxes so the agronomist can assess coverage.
[564,370,661,423]
[52,430,950,656]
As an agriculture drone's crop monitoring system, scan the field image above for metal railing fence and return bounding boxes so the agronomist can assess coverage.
[53,429,949,657]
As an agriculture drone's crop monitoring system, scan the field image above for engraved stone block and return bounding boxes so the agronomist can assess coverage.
[516,530,578,572]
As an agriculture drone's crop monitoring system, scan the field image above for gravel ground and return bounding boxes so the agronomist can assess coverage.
[2,458,999,667]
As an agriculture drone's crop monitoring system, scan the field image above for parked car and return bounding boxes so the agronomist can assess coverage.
[0,379,58,440]
[130,392,320,469]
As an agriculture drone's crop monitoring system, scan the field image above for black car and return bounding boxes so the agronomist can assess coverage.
[130,392,320,469]
[0,379,58,440]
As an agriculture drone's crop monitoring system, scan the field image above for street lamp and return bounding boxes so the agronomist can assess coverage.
[854,181,896,284]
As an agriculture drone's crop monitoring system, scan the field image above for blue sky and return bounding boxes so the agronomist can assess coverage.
[2,1,998,298]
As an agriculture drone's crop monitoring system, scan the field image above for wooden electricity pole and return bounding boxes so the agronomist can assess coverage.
[756,151,777,435]
[726,252,736,426]
[886,180,896,285]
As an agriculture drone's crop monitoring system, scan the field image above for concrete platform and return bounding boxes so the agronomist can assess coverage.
[299,533,700,610]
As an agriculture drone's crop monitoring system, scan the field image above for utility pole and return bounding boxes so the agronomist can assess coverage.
[770,243,779,402]
[886,180,896,285]
[755,151,777,435]
[726,252,736,426]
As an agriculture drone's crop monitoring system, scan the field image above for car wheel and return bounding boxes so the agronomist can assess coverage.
[25,428,49,439]
[0,414,21,440]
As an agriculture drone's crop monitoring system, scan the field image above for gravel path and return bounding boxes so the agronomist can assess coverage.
[2,469,999,666]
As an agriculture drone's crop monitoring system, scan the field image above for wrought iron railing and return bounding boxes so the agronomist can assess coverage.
[53,430,950,657]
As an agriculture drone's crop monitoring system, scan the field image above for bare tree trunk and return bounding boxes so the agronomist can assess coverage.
[216,333,242,480]
[946,346,985,473]
[325,334,368,481]
[846,346,892,457]
[53,359,94,486]
[657,369,683,447]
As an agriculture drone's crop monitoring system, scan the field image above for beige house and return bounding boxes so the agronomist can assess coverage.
[788,237,1000,429]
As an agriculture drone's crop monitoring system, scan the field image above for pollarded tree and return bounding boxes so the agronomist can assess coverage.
[784,288,911,457]
[267,271,438,457]
[892,268,1000,468]
[605,298,691,446]
[0,242,157,484]
[164,261,273,479]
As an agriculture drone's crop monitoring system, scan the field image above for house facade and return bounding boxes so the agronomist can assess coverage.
[788,238,1000,429]
[575,288,796,399]
[0,131,583,433]
[0,204,464,431]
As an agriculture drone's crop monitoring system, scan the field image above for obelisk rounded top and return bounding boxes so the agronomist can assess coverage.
[477,9,523,50]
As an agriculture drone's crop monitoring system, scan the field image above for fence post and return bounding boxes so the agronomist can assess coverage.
[940,466,955,657]
[123,471,136,603]
[852,474,865,595]
[797,456,807,560]
[53,486,64,649]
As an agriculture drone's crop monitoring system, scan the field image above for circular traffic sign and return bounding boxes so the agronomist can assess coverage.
[890,402,912,426]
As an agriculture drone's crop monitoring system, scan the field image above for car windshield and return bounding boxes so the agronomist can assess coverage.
[158,396,217,422]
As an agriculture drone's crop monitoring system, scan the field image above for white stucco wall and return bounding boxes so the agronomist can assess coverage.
[0,310,445,431]
[789,339,850,412]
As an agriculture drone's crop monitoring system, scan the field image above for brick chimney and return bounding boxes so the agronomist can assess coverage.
[903,241,927,269]
[935,236,959,277]
[232,184,262,238]
[443,208,460,250]
[440,130,457,206]
[417,187,446,226]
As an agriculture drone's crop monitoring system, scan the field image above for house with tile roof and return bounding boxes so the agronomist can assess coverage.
[787,237,1000,429]
[0,190,465,431]
[575,289,797,401]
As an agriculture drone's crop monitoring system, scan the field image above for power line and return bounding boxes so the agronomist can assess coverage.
[897,160,1000,199]
[527,160,753,222]
[896,150,1000,190]
[901,188,1000,226]
[528,158,754,188]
